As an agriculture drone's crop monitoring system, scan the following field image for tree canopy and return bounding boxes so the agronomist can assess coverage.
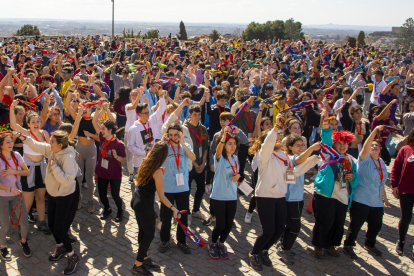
[143,29,159,39]
[242,18,304,42]
[16,24,41,36]
[357,31,365,47]
[179,21,188,40]
[395,18,414,48]
[210,30,221,42]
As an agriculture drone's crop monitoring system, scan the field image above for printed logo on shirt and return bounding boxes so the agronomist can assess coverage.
[408,154,414,163]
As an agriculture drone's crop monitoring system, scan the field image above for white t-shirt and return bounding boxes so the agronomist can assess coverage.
[125,103,138,132]
[333,98,357,127]
[370,76,387,105]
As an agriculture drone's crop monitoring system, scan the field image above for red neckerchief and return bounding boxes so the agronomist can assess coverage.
[356,121,362,135]
[340,156,351,174]
[371,156,383,182]
[102,135,115,158]
[227,156,238,179]
[30,130,46,142]
[1,153,18,178]
[245,111,252,131]
[188,127,202,145]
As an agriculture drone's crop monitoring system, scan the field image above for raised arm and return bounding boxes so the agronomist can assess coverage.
[294,143,321,164]
[92,105,104,134]
[215,126,230,160]
[69,106,84,141]
[9,101,29,135]
[377,99,398,121]
[360,125,384,160]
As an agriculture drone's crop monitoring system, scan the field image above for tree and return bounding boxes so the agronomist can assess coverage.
[357,31,366,47]
[284,18,304,40]
[347,36,357,47]
[143,29,159,39]
[395,18,414,49]
[242,18,303,42]
[122,28,141,38]
[210,30,221,42]
[179,21,188,40]
[16,24,40,36]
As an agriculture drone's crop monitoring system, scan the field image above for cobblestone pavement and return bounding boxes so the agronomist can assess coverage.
[1,159,413,276]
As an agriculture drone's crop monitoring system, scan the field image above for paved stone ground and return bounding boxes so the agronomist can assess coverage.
[1,159,413,276]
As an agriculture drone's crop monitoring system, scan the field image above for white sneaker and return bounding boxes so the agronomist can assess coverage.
[205,184,212,195]
[157,221,162,231]
[245,212,253,224]
[192,211,207,220]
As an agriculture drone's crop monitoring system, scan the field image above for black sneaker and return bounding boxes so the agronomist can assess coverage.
[64,252,80,275]
[208,242,219,260]
[100,208,112,220]
[177,242,191,254]
[248,252,263,271]
[0,247,11,262]
[261,250,273,266]
[27,213,36,223]
[218,243,229,260]
[343,246,358,259]
[131,264,153,275]
[49,245,67,261]
[37,220,52,235]
[158,241,170,253]
[20,241,31,257]
[396,241,404,255]
[364,245,382,257]
[115,211,123,223]
[143,257,161,272]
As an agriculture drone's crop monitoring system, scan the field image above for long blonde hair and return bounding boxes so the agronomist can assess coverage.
[136,142,168,186]
[249,129,282,155]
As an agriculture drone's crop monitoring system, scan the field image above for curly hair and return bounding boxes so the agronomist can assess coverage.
[332,130,355,144]
[249,129,282,155]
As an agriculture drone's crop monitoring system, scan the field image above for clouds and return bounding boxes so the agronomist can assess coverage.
[2,0,414,26]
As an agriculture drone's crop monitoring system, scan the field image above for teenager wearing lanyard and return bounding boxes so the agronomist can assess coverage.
[183,105,209,222]
[127,90,167,181]
[18,130,81,275]
[10,100,51,234]
[0,133,31,261]
[391,129,414,256]
[343,125,389,259]
[125,87,146,185]
[368,68,386,122]
[236,95,257,184]
[92,109,127,222]
[208,127,240,260]
[277,135,321,265]
[248,114,314,271]
[130,142,182,276]
[312,110,360,259]
[158,124,195,254]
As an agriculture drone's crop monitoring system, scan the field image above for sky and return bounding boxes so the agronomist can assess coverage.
[1,0,413,27]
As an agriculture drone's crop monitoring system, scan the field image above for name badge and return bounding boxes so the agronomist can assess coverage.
[176,173,184,187]
[199,147,203,157]
[285,169,296,184]
[145,143,153,152]
[341,182,347,190]
[248,133,252,139]
[87,136,91,140]
[238,180,253,196]
[101,159,109,169]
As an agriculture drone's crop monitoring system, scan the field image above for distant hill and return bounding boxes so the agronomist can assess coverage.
[303,23,392,32]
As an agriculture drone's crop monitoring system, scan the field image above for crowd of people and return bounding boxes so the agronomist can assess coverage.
[0,34,414,275]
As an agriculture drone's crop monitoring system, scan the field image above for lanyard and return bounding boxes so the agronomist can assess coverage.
[140,120,151,143]
[162,111,166,124]
[188,127,202,145]
[227,157,238,175]
[245,111,252,131]
[371,156,383,182]
[1,153,18,178]
[102,135,114,158]
[30,130,46,142]
[170,141,180,170]
[356,121,362,135]
[82,116,93,120]
[150,93,156,104]
[273,153,292,169]
[217,105,222,115]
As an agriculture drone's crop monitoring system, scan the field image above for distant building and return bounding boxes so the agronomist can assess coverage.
[391,27,402,33]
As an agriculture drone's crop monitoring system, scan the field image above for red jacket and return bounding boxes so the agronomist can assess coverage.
[391,144,414,194]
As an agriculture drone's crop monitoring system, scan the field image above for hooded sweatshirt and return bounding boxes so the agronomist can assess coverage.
[183,119,209,166]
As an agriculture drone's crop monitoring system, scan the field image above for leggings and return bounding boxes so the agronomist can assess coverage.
[48,183,79,253]
[398,193,414,242]
[248,170,258,213]
[344,201,383,247]
[0,195,29,245]
[280,200,304,250]
[211,199,237,244]
[124,133,134,175]
[160,192,189,244]
[131,192,155,262]
[252,197,287,255]
[188,168,205,213]
[97,177,123,213]
[238,144,253,183]
[76,143,97,200]
[312,193,348,249]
